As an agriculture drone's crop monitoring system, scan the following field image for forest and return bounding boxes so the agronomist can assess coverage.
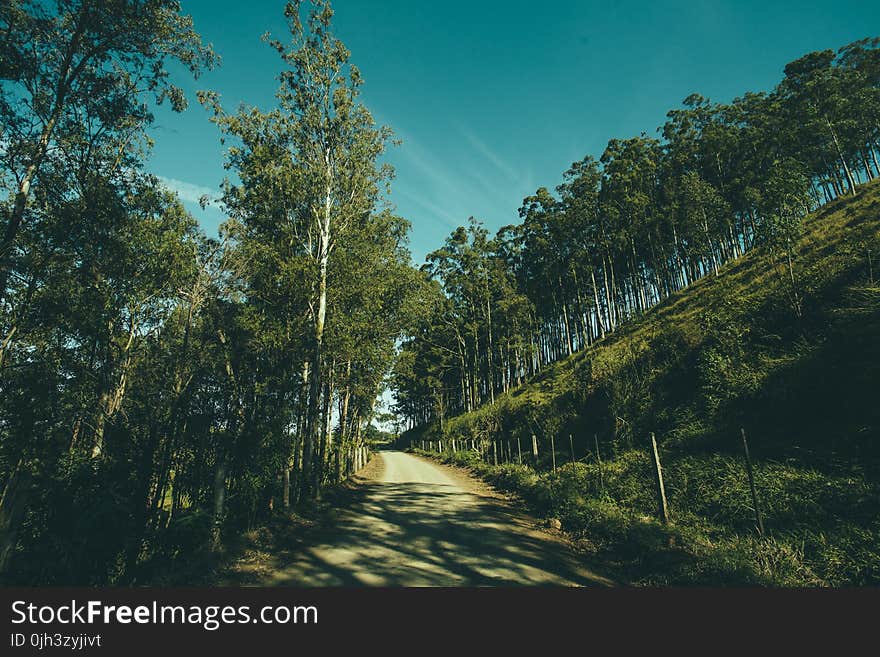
[0,0,419,584]
[0,0,878,586]
[393,39,880,429]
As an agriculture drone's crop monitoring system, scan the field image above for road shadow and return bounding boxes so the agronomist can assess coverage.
[225,479,613,587]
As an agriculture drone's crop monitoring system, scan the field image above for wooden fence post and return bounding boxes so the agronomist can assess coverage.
[550,433,557,471]
[569,434,576,464]
[650,432,669,524]
[741,428,765,536]
[531,434,539,465]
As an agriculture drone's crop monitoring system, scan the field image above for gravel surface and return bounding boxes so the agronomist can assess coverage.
[221,450,614,587]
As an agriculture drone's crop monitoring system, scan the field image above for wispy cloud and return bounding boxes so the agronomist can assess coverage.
[394,186,462,230]
[460,129,524,185]
[393,129,463,194]
[385,125,534,245]
[156,176,217,206]
[390,128,482,228]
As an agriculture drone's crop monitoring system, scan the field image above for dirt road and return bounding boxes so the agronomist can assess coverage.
[230,450,613,586]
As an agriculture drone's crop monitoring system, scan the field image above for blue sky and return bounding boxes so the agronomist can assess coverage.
[148,0,879,262]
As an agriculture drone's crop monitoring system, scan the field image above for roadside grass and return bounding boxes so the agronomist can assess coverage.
[415,447,880,585]
[403,179,880,586]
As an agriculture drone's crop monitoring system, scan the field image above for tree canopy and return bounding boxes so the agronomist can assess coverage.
[393,37,880,431]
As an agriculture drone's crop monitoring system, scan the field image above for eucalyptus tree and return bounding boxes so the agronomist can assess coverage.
[599,136,663,316]
[836,38,880,180]
[0,0,216,302]
[1,0,217,581]
[393,277,466,428]
[492,223,536,380]
[753,158,814,318]
[321,210,414,484]
[424,221,491,410]
[0,171,204,578]
[0,0,216,573]
[778,50,859,195]
[517,187,572,361]
[556,156,611,340]
[202,0,397,500]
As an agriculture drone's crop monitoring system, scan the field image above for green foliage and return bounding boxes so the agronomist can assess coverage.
[410,179,880,586]
[2,3,878,587]
[0,1,417,584]
[396,36,880,437]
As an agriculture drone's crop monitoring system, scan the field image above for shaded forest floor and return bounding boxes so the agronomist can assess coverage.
[145,457,386,586]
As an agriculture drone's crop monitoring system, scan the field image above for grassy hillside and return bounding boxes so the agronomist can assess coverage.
[403,180,880,585]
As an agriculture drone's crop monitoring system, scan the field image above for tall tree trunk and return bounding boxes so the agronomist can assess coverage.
[786,244,802,319]
[485,283,495,404]
[862,148,875,180]
[869,144,880,180]
[315,370,333,492]
[289,360,310,506]
[590,267,606,339]
[0,459,32,577]
[702,212,719,276]
[336,362,352,479]
[210,451,228,552]
[302,165,332,501]
[572,268,589,347]
[826,115,857,195]
[559,279,573,356]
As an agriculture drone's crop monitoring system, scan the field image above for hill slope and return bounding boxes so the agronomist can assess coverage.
[403,180,880,585]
